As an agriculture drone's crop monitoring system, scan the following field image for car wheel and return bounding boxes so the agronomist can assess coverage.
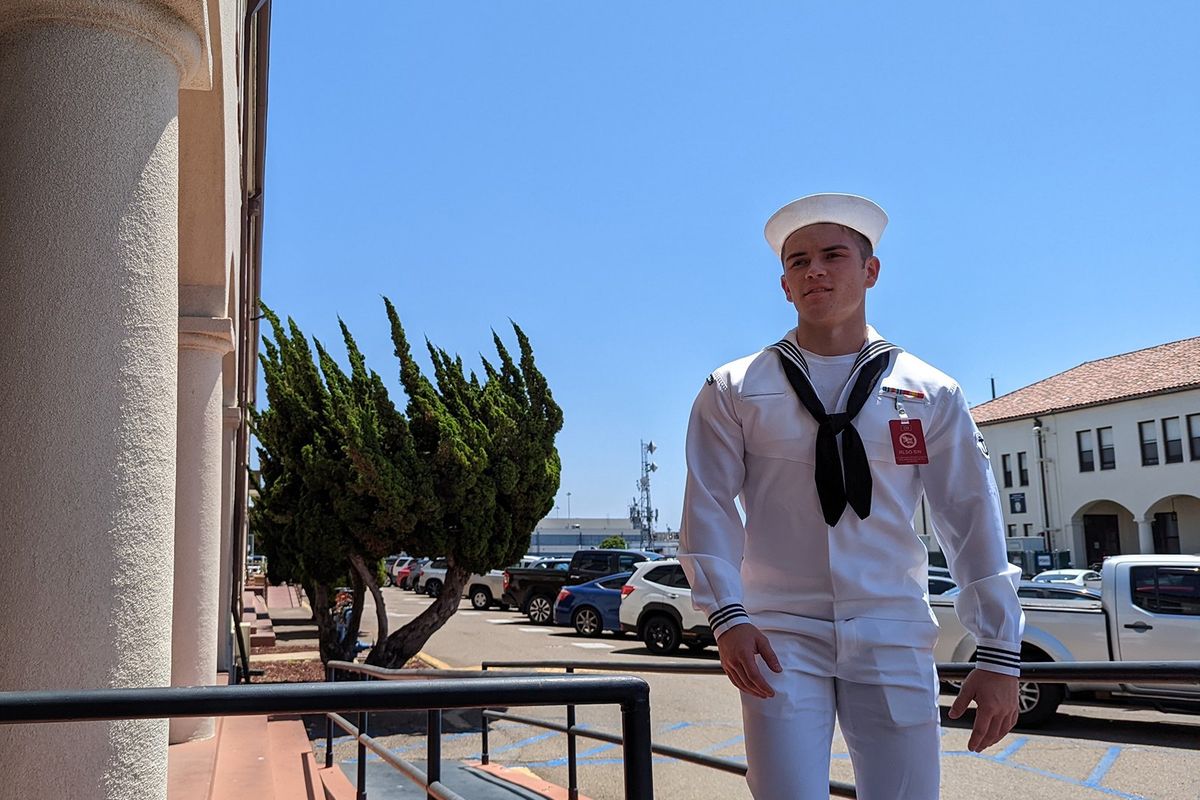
[470,586,492,610]
[572,606,603,637]
[425,579,442,598]
[1014,652,1064,727]
[526,594,554,625]
[642,614,681,655]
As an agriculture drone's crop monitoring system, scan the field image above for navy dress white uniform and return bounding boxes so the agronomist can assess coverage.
[679,196,1024,800]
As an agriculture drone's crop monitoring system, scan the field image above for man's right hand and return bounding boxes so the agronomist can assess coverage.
[716,623,783,698]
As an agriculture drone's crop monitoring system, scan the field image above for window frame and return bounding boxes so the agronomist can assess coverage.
[1001,454,1013,488]
[1139,420,1159,466]
[1097,426,1116,470]
[1162,417,1183,464]
[1188,414,1200,461]
[1017,451,1029,486]
[1077,429,1095,472]
[1129,565,1200,616]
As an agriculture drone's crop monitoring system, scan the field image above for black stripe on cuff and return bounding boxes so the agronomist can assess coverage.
[709,604,747,629]
[976,645,1021,662]
[975,652,1021,668]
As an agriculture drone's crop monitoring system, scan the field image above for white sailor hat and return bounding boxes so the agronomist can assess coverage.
[764,193,888,257]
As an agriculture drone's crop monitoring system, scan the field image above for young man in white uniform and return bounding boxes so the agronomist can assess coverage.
[679,194,1024,799]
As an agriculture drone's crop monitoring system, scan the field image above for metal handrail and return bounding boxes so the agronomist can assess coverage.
[476,658,1200,800]
[0,674,656,800]
[481,658,1200,683]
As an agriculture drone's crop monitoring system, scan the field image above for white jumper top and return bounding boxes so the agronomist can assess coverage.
[678,326,1025,676]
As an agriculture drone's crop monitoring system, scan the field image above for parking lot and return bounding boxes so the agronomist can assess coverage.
[348,586,1200,800]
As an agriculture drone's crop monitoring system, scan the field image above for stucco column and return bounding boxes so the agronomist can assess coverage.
[1137,518,1155,555]
[216,401,242,673]
[170,317,234,742]
[0,2,209,799]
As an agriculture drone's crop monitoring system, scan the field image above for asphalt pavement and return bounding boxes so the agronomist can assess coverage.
[351,586,1200,800]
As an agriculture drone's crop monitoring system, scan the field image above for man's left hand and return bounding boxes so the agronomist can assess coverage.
[948,668,1019,752]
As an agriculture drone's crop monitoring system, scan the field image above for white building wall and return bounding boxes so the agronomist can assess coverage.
[978,387,1200,568]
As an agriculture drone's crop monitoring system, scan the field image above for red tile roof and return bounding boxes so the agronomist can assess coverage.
[971,337,1200,425]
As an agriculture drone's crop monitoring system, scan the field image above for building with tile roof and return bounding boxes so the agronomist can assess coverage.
[964,337,1200,571]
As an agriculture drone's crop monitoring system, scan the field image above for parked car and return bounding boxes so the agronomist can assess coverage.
[386,556,416,587]
[928,576,957,595]
[933,555,1200,726]
[407,557,435,592]
[1032,568,1102,588]
[618,559,713,655]
[503,549,661,624]
[553,572,631,636]
[942,581,1101,602]
[464,569,509,610]
[395,557,425,590]
[415,557,449,596]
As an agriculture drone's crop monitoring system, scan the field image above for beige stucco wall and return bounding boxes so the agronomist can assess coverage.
[0,1,217,797]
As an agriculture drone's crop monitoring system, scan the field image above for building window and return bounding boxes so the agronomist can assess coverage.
[1017,451,1029,486]
[1077,430,1095,472]
[1006,524,1017,537]
[1098,427,1116,470]
[1139,420,1159,466]
[1001,454,1013,488]
[1162,417,1183,464]
[1189,414,1200,461]
[1022,523,1033,537]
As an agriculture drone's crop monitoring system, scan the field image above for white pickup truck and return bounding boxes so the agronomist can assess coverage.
[932,554,1200,725]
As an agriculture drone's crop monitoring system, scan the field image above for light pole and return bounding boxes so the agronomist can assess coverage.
[567,492,572,521]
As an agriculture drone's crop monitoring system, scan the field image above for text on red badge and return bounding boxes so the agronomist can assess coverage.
[889,419,929,464]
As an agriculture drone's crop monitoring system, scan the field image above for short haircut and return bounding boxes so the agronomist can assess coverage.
[838,225,873,262]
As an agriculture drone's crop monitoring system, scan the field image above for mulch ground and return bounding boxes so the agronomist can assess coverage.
[251,643,317,655]
[254,654,428,683]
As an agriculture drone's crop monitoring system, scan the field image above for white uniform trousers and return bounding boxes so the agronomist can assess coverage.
[739,627,942,800]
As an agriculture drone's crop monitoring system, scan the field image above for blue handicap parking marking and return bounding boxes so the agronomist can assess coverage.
[941,743,1145,800]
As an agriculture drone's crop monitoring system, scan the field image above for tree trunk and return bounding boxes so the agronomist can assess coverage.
[365,562,470,668]
[312,577,365,665]
[349,552,388,641]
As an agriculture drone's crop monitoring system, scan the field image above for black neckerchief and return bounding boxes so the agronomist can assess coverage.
[768,336,898,526]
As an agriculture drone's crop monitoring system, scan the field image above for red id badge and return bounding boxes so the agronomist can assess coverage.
[889,419,929,464]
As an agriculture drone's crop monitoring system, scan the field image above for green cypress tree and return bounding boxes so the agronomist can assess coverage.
[251,298,562,669]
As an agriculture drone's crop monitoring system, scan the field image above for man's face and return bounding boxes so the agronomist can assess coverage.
[779,223,879,326]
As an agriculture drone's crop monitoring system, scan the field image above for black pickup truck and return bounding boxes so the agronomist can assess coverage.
[503,549,661,624]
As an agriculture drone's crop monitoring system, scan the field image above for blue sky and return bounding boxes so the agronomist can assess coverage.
[261,2,1199,530]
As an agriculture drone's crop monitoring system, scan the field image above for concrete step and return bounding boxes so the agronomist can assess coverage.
[267,716,322,800]
[206,715,277,800]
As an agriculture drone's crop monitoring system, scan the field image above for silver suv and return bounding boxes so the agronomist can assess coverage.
[618,559,714,655]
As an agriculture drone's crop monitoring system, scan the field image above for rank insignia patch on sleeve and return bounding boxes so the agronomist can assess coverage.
[706,374,715,385]
[975,431,990,458]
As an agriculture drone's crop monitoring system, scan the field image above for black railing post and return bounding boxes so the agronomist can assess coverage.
[480,664,490,765]
[356,707,368,800]
[427,709,442,800]
[325,665,335,769]
[620,694,654,800]
[566,666,578,800]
